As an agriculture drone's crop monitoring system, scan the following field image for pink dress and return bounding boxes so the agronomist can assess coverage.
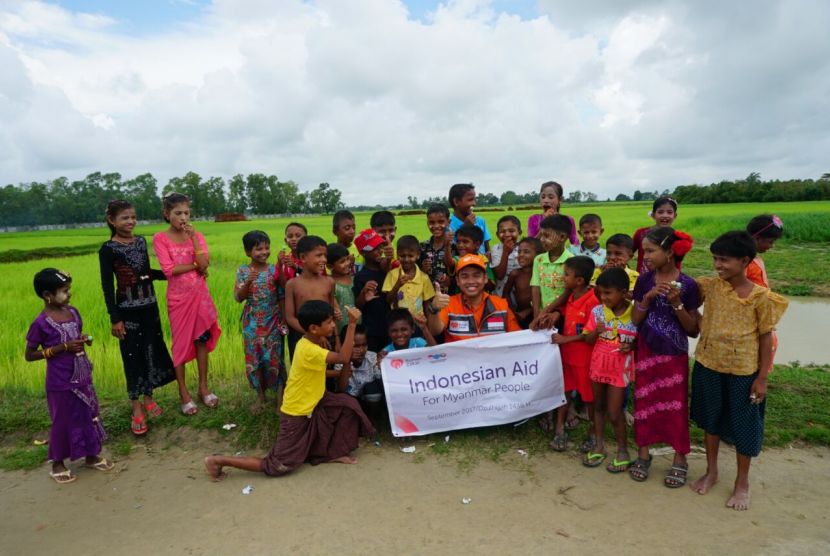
[152,232,221,367]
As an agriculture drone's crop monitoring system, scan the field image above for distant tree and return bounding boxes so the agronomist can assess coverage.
[500,190,520,206]
[228,174,247,213]
[584,192,598,203]
[309,183,343,214]
[633,190,643,201]
[407,196,420,209]
[615,193,631,202]
[567,190,583,204]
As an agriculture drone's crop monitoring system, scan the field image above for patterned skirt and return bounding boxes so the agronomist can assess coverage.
[120,307,176,399]
[633,338,690,454]
[47,385,107,462]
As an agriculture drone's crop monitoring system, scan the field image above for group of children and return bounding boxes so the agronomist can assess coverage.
[25,182,788,512]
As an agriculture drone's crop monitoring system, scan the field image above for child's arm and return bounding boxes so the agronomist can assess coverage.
[154,235,197,277]
[355,280,379,309]
[329,279,342,321]
[666,284,699,336]
[284,281,302,333]
[753,332,773,402]
[412,312,437,347]
[551,333,585,345]
[492,243,514,280]
[234,268,259,304]
[503,270,518,303]
[444,229,456,272]
[336,362,353,393]
[531,286,542,318]
[189,231,210,274]
[427,282,450,336]
[25,340,85,362]
[325,307,361,366]
[385,272,410,306]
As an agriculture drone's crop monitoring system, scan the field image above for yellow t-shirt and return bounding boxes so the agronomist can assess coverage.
[591,266,639,291]
[381,266,436,314]
[281,338,329,416]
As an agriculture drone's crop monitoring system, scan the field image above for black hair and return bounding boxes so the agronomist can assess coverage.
[653,195,678,213]
[242,230,270,252]
[396,235,420,253]
[162,192,190,223]
[449,183,475,209]
[710,231,756,261]
[596,267,630,291]
[333,210,355,231]
[519,237,544,254]
[386,308,414,329]
[539,214,573,237]
[747,214,784,240]
[327,242,350,264]
[606,233,634,252]
[540,181,564,211]
[33,268,72,299]
[644,226,689,262]
[105,199,134,238]
[427,204,450,219]
[298,300,335,332]
[579,213,602,227]
[370,210,396,228]
[285,222,307,234]
[497,215,521,230]
[565,256,595,284]
[296,235,327,256]
[339,323,367,343]
[456,224,484,244]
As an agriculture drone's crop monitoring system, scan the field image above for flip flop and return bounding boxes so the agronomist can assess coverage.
[84,458,115,472]
[580,438,597,454]
[582,451,606,468]
[664,463,689,488]
[181,400,198,416]
[538,417,554,433]
[550,432,568,452]
[49,470,77,484]
[143,402,163,419]
[131,414,148,435]
[564,416,580,430]
[629,457,652,482]
[606,458,633,473]
[201,393,220,409]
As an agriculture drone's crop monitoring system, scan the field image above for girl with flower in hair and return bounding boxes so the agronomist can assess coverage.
[746,214,784,372]
[629,227,699,487]
[632,196,679,273]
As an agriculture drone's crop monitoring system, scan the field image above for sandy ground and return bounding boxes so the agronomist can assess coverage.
[1,432,828,556]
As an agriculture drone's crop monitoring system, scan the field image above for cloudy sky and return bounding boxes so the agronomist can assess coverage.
[1,0,828,204]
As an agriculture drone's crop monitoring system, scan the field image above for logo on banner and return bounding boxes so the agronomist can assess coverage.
[390,359,404,369]
[428,353,447,364]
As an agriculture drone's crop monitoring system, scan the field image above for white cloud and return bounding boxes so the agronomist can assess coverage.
[0,0,828,203]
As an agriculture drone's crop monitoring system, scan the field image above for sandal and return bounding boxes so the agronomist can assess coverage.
[50,470,77,484]
[131,414,148,435]
[606,458,633,473]
[664,463,689,488]
[580,438,597,454]
[629,457,652,482]
[85,458,115,472]
[564,416,580,430]
[550,432,568,452]
[582,451,606,468]
[143,402,163,419]
[201,393,220,409]
[181,400,198,416]
[538,416,554,433]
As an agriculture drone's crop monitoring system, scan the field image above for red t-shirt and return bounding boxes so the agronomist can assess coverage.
[560,290,600,367]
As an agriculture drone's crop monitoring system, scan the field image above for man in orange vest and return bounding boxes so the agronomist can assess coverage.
[427,254,521,342]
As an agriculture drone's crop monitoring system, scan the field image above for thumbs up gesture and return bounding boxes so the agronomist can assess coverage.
[346,305,362,324]
[432,282,451,311]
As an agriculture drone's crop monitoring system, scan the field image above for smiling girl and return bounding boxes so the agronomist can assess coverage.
[632,196,679,274]
[527,181,578,246]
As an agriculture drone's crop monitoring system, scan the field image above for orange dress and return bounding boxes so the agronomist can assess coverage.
[746,258,777,373]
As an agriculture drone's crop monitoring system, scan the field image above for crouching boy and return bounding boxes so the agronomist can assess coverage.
[204,301,376,481]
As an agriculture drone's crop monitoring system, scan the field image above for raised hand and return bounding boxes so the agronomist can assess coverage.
[346,305,362,324]
[431,282,451,311]
[361,280,379,303]
[183,222,195,237]
[397,273,412,287]
[422,258,433,274]
[667,283,682,306]
[445,228,454,243]
[246,269,260,284]
[383,243,395,260]
[503,238,516,254]
[464,213,477,226]
[412,311,428,330]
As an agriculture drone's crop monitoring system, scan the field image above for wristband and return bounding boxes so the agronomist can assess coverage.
[673,303,684,312]
[427,304,439,315]
[636,304,649,312]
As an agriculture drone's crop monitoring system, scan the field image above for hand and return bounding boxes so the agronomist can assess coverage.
[544,207,556,218]
[111,321,126,340]
[333,308,343,321]
[550,333,569,345]
[438,274,451,291]
[277,251,286,266]
[750,377,767,404]
[183,223,195,238]
[64,339,86,353]
[667,284,682,306]
[431,283,451,310]
[246,269,260,284]
[412,311,428,330]
[360,280,379,303]
[383,243,395,260]
[646,282,671,300]
[445,228,454,243]
[596,320,606,335]
[619,342,633,354]
[422,258,433,274]
[377,350,388,366]
[317,336,332,350]
[503,238,516,254]
[464,213,477,226]
[397,273,412,287]
[346,305,361,324]
[84,334,93,346]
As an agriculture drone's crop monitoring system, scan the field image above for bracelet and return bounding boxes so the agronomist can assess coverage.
[62,343,67,352]
[194,250,204,255]
[193,261,198,268]
[673,303,685,312]
[43,348,51,359]
[636,304,649,312]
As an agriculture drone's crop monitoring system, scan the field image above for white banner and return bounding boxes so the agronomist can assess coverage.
[381,330,566,437]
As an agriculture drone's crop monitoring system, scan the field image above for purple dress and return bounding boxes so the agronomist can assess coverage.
[26,307,106,462]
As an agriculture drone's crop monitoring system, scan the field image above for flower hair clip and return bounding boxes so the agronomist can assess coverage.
[670,231,694,257]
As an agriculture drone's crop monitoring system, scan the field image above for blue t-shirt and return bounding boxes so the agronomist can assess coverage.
[383,337,428,352]
[450,214,491,255]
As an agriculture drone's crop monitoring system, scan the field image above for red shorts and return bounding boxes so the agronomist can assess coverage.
[563,363,593,402]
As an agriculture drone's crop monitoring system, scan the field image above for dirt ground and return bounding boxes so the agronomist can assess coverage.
[1,432,828,556]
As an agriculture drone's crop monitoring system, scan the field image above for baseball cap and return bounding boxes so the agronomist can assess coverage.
[354,228,384,252]
[455,254,487,273]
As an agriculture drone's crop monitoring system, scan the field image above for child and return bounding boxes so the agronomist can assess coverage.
[632,196,679,273]
[582,268,638,473]
[746,214,784,372]
[371,210,399,272]
[503,237,544,329]
[570,214,606,266]
[526,181,578,245]
[234,231,287,414]
[549,256,600,453]
[277,222,307,289]
[285,236,341,361]
[448,183,491,254]
[530,214,574,320]
[490,215,522,297]
[153,193,221,415]
[629,227,699,486]
[334,324,384,430]
[419,203,457,293]
[382,309,437,353]
[690,231,788,511]
[100,200,176,434]
[445,225,496,289]
[327,243,360,333]
[204,302,375,481]
[383,235,436,315]
[25,268,113,483]
[591,234,640,293]
[333,209,360,273]
[353,229,391,352]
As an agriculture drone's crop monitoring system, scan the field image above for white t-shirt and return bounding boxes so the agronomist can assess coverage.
[490,243,520,297]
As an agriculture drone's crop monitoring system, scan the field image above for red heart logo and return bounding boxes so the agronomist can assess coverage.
[390,359,404,369]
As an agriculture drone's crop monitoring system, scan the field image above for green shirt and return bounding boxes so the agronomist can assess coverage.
[530,250,574,308]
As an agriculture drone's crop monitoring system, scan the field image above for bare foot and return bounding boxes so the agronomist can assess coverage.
[329,455,358,465]
[727,484,751,511]
[204,456,228,482]
[690,468,719,495]
[250,399,264,415]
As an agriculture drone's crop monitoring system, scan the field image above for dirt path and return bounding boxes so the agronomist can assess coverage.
[2,434,828,555]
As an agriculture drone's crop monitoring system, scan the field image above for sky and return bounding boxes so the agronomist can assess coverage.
[1,0,828,205]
